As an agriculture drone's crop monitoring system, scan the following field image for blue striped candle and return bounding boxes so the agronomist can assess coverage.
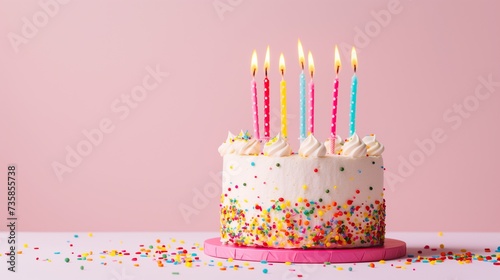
[349,73,358,137]
[298,39,306,141]
[349,47,358,137]
[300,71,306,140]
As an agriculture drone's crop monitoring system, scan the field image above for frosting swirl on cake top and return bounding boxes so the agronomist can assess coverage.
[239,138,261,155]
[231,130,251,153]
[299,134,326,157]
[362,134,384,156]
[263,133,292,157]
[219,131,262,156]
[342,133,368,157]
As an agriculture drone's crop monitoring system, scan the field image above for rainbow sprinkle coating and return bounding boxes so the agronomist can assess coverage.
[220,196,385,248]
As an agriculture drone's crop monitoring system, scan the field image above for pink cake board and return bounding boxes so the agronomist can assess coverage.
[204,238,406,264]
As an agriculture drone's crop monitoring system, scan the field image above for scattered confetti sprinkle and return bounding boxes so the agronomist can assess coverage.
[17,233,500,274]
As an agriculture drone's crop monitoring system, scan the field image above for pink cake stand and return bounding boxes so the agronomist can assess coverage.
[204,238,406,263]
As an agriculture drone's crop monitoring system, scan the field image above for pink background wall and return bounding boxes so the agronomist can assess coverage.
[1,0,499,232]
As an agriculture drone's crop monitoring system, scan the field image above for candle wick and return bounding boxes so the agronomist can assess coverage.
[310,71,313,79]
[253,69,256,77]
[265,68,268,77]
[301,62,304,70]
[353,65,357,73]
[336,66,340,74]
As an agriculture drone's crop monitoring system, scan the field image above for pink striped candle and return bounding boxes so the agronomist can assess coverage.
[251,50,260,140]
[330,46,341,154]
[331,77,339,153]
[263,46,270,140]
[308,51,315,135]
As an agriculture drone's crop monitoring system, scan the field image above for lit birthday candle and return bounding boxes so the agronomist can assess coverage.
[263,46,271,141]
[279,53,287,138]
[349,47,358,137]
[298,39,306,141]
[330,45,341,154]
[251,50,260,140]
[307,51,315,135]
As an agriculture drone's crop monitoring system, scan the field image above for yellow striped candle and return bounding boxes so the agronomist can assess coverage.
[279,53,287,138]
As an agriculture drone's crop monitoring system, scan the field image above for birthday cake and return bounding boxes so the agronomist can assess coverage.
[218,44,386,249]
[218,132,385,249]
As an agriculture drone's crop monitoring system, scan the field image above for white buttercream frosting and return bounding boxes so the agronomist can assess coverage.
[342,133,368,157]
[239,138,261,155]
[220,154,385,248]
[299,134,326,157]
[218,131,236,156]
[231,130,251,153]
[263,133,292,157]
[219,130,262,156]
[324,135,344,155]
[362,134,384,156]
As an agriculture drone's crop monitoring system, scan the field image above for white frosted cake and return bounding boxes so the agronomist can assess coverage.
[218,132,386,249]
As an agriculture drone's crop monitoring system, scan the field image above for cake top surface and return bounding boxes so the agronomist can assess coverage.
[219,131,384,158]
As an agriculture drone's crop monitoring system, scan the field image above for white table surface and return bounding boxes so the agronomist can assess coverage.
[1,232,499,280]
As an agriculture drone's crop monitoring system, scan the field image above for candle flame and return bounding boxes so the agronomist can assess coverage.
[298,39,305,70]
[334,45,341,74]
[264,46,270,76]
[351,47,357,72]
[279,53,285,76]
[251,50,258,76]
[308,51,314,78]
